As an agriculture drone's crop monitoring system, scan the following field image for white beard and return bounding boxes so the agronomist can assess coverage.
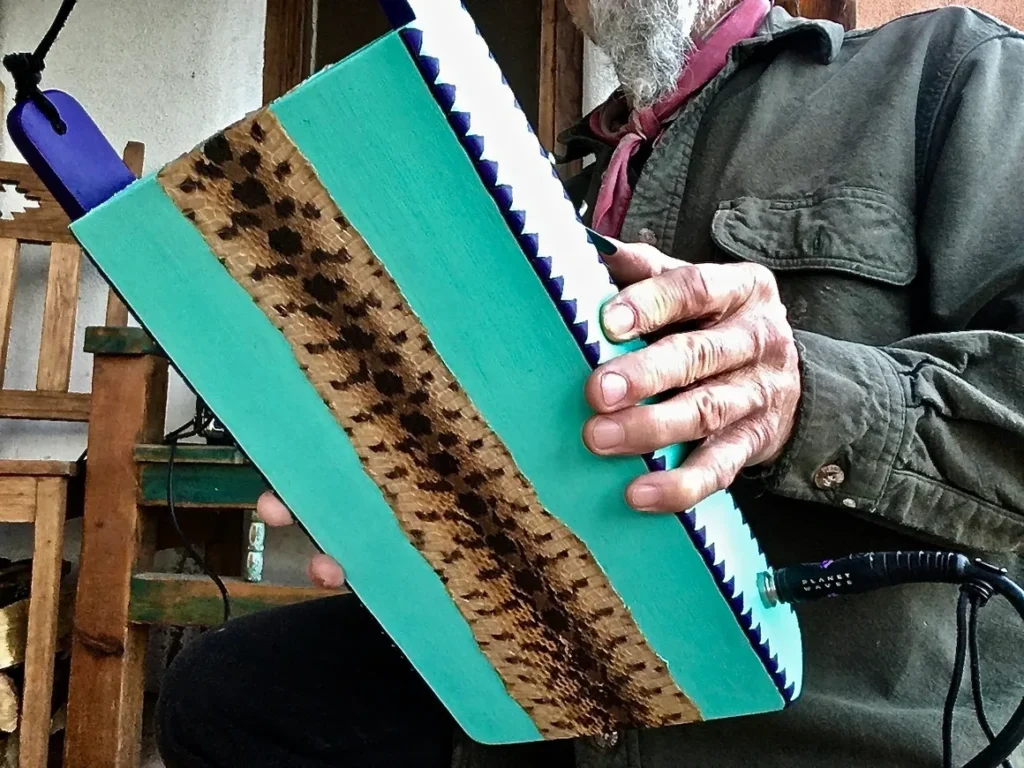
[590,0,733,108]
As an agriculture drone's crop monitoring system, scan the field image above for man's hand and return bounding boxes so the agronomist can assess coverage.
[582,240,801,513]
[256,492,346,589]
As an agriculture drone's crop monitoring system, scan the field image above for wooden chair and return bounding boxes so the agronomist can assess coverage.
[62,324,340,768]
[0,143,140,768]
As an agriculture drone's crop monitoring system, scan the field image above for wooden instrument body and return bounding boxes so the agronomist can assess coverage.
[44,0,801,745]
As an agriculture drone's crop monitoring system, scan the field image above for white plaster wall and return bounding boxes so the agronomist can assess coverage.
[584,38,618,112]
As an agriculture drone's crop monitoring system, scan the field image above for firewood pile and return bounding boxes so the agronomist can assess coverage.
[0,559,73,768]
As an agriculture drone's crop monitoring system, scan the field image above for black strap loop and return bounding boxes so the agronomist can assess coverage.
[2,0,79,135]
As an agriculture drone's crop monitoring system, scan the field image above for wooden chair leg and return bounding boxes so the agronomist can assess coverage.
[20,478,67,768]
[64,352,167,768]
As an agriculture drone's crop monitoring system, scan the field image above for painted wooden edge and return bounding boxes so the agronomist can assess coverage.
[128,573,345,626]
[134,443,249,465]
[0,390,90,422]
[138,462,267,508]
[83,326,162,357]
[104,142,147,328]
[392,3,801,702]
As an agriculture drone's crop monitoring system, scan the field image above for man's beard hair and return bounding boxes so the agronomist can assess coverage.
[590,0,732,108]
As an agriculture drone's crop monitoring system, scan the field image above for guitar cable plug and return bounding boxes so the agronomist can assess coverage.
[759,551,1024,768]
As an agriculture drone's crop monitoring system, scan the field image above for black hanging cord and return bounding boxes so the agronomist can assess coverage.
[969,590,1013,768]
[2,0,79,134]
[943,590,972,768]
[164,418,232,624]
[766,552,1024,768]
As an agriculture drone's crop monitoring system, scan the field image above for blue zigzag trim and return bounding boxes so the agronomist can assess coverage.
[395,21,796,705]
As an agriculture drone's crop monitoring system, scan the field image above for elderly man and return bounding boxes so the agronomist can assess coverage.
[157,0,1024,766]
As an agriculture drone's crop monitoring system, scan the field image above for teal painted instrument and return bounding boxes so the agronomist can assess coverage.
[52,0,801,745]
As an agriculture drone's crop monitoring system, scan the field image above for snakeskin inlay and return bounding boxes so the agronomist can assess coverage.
[156,109,702,739]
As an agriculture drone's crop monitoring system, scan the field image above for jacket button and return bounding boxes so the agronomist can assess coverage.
[814,464,845,489]
[593,731,620,749]
[637,227,658,246]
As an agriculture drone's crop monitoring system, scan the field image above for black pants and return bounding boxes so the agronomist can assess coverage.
[156,594,575,767]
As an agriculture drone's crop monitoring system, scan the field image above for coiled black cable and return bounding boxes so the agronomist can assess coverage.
[765,552,1024,768]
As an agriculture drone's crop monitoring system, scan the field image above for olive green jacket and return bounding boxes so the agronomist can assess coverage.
[455,6,1024,766]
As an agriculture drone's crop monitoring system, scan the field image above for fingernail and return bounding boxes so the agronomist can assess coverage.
[603,302,635,337]
[587,228,619,256]
[590,417,624,450]
[630,483,662,509]
[600,372,628,406]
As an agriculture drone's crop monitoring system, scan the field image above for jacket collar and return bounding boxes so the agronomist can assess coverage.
[557,8,846,163]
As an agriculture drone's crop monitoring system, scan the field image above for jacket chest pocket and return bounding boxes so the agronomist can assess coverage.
[710,186,918,346]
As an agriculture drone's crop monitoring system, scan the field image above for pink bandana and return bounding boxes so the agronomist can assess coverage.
[589,0,772,238]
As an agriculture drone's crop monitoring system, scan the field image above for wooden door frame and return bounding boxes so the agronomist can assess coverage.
[538,0,585,159]
[262,0,585,154]
[263,0,315,104]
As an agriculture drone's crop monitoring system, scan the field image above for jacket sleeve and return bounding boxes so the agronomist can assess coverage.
[762,30,1024,556]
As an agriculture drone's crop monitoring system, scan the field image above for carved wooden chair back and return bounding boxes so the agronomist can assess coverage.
[0,144,142,425]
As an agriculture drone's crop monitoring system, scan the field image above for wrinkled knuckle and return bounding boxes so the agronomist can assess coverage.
[747,263,778,301]
[650,414,677,448]
[783,331,800,364]
[705,456,735,491]
[772,327,800,369]
[632,352,671,397]
[633,283,672,329]
[750,375,774,412]
[692,389,727,436]
[743,419,774,453]
[648,335,686,381]
[745,321,772,360]
[685,266,713,308]
[680,334,720,380]
[769,322,796,360]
